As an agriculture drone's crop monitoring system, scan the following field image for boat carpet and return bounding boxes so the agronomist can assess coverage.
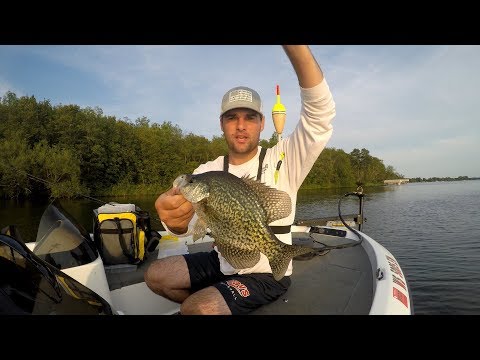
[252,233,373,315]
[105,233,373,315]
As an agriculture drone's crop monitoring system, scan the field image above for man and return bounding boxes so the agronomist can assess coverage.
[144,45,336,315]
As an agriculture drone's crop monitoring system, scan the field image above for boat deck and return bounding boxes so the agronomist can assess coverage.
[253,233,372,315]
[105,232,373,315]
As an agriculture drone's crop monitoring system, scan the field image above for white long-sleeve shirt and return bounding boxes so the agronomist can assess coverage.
[164,78,336,277]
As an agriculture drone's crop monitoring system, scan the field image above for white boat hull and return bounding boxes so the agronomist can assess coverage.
[25,224,412,315]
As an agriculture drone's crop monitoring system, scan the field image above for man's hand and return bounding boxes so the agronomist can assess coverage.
[155,187,194,235]
[282,45,324,88]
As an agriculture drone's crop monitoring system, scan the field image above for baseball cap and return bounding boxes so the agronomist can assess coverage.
[220,86,263,117]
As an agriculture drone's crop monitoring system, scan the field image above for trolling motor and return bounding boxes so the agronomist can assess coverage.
[294,186,368,261]
[340,185,366,232]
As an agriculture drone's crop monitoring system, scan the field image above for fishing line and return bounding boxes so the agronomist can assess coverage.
[17,170,165,227]
[24,172,106,204]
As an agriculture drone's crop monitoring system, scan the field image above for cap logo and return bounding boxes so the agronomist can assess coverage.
[229,89,253,104]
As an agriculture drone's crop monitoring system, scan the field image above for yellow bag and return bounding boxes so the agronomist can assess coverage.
[93,204,158,266]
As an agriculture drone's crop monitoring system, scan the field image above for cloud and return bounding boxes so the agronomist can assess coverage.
[323,45,480,177]
[2,45,479,178]
[381,134,479,178]
[0,78,21,98]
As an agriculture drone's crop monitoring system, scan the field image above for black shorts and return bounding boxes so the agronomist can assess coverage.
[183,250,291,315]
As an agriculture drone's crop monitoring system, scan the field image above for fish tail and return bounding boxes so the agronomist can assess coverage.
[270,244,314,281]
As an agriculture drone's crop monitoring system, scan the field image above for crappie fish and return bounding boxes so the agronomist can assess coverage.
[173,171,315,281]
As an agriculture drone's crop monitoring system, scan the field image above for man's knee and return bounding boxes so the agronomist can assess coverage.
[144,256,189,293]
[144,259,166,294]
[180,287,232,315]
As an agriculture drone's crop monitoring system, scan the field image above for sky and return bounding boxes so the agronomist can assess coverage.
[0,45,479,178]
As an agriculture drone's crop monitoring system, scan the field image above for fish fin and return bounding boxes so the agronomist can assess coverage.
[241,176,292,223]
[192,218,208,242]
[216,244,261,269]
[269,243,315,281]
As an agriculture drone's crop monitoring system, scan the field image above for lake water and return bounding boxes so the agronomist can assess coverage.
[1,180,479,315]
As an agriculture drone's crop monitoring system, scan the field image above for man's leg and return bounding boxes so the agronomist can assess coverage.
[144,250,226,305]
[183,274,291,315]
[181,286,231,315]
[145,252,290,315]
[144,255,191,303]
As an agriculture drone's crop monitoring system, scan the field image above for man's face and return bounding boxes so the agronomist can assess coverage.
[220,108,265,156]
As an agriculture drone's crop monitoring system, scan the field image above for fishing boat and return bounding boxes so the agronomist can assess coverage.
[0,188,413,315]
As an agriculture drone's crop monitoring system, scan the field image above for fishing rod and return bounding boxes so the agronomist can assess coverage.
[24,172,106,205]
[17,170,165,228]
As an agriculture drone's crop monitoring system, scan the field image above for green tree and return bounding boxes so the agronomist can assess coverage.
[259,132,278,148]
[0,136,31,198]
[30,140,83,198]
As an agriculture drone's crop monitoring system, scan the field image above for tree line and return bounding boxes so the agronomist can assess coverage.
[409,176,478,182]
[0,92,403,199]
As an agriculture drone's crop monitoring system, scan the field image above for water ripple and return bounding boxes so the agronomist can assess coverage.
[296,180,480,315]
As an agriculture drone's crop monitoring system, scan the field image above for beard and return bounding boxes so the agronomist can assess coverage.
[225,133,260,155]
